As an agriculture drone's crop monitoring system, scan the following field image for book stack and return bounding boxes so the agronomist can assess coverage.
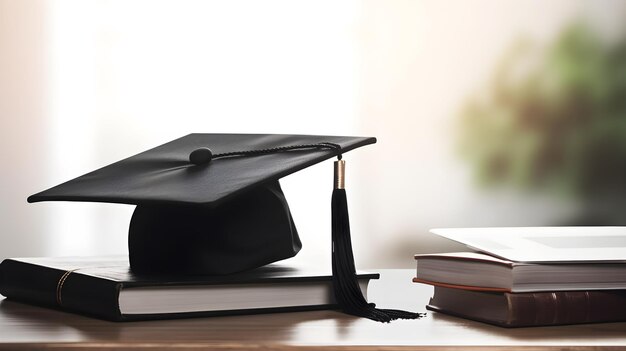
[413,227,626,327]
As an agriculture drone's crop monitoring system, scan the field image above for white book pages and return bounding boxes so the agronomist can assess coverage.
[431,227,626,263]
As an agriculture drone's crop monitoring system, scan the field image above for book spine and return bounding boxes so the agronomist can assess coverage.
[506,291,626,327]
[0,259,123,321]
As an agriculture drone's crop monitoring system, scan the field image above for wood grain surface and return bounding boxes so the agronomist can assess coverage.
[1,270,625,350]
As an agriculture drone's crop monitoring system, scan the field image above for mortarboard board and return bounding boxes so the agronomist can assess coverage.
[28,133,422,322]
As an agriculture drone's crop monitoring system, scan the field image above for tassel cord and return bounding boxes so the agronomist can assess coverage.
[331,187,424,322]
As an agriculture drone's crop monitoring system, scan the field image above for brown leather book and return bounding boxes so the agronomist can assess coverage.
[426,286,626,327]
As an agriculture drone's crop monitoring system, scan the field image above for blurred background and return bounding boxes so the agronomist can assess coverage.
[2,0,626,269]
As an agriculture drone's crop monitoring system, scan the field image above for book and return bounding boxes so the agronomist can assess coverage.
[0,256,377,322]
[427,285,626,327]
[413,252,626,292]
[430,226,626,263]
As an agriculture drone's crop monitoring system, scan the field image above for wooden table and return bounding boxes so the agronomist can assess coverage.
[1,270,625,350]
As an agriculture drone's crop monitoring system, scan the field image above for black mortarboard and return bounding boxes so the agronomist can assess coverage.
[28,133,421,322]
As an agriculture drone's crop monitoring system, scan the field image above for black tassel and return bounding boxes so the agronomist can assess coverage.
[331,160,424,322]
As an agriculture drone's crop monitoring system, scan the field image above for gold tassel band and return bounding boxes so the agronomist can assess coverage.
[334,160,346,190]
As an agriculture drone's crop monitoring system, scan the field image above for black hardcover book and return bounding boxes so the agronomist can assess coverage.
[0,256,378,322]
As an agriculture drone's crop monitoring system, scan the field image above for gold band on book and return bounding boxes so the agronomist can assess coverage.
[56,270,76,306]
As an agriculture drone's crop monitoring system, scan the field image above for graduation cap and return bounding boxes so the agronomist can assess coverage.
[28,133,421,322]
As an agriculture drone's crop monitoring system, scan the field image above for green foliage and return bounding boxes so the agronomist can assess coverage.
[459,23,626,198]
